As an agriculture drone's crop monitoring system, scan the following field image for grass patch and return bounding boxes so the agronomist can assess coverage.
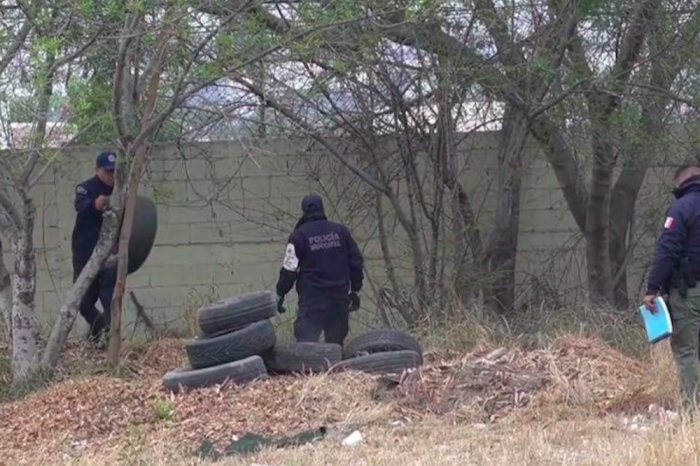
[29,417,700,466]
[153,400,175,421]
[418,303,648,358]
[0,368,55,403]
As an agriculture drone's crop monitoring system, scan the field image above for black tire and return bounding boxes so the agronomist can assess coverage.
[332,350,422,374]
[264,343,342,373]
[128,195,158,275]
[198,291,277,335]
[342,329,423,360]
[185,320,276,369]
[162,356,267,393]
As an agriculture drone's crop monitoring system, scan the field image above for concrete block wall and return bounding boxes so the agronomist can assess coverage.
[9,133,676,336]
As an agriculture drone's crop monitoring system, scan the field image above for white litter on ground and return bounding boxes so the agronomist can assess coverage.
[342,430,363,447]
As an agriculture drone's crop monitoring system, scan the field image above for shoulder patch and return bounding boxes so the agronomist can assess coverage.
[282,243,299,272]
[664,216,675,230]
[76,185,88,195]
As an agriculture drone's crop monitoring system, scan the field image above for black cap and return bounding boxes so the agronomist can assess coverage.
[96,151,116,171]
[301,194,324,215]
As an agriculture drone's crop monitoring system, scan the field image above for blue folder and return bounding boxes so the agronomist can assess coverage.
[638,296,673,344]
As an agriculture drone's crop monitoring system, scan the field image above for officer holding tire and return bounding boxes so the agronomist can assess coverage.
[276,194,364,346]
[71,151,117,347]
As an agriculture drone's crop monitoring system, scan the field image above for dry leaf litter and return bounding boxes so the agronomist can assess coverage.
[0,336,668,463]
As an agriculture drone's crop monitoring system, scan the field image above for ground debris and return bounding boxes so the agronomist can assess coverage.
[388,336,655,421]
[0,336,671,463]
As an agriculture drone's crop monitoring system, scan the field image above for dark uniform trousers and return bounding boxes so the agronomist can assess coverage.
[72,256,117,334]
[669,287,700,411]
[294,294,350,345]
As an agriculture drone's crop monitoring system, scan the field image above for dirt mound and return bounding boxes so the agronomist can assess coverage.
[390,336,657,421]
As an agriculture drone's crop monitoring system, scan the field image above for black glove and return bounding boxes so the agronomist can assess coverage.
[349,292,360,312]
[277,294,287,314]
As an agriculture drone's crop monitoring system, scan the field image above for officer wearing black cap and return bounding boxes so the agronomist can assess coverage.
[275,194,364,346]
[72,151,117,345]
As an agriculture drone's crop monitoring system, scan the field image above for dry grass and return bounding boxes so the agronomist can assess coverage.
[21,416,700,466]
[418,303,649,359]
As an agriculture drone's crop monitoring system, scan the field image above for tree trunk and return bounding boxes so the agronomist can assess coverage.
[585,103,617,306]
[108,11,173,363]
[0,239,12,344]
[609,170,642,309]
[375,192,414,326]
[607,32,686,309]
[107,147,148,363]
[484,109,528,313]
[41,210,119,369]
[10,199,37,381]
[434,95,484,306]
[609,212,631,309]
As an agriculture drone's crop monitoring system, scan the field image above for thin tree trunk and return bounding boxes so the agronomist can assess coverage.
[41,210,119,369]
[0,239,12,344]
[450,191,471,303]
[375,192,414,326]
[255,63,267,138]
[435,97,473,305]
[108,11,174,363]
[108,127,156,364]
[10,198,37,382]
[484,108,528,313]
[107,168,141,364]
[437,104,483,305]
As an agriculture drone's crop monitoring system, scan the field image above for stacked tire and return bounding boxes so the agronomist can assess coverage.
[163,291,277,393]
[334,329,423,374]
[264,342,342,374]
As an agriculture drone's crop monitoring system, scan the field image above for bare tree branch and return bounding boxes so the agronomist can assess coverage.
[234,75,389,192]
[0,19,32,77]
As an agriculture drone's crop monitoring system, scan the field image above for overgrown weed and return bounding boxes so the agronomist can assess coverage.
[0,367,55,403]
[418,300,648,358]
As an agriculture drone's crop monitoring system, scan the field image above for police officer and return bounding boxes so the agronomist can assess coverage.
[645,163,700,410]
[276,194,364,345]
[72,151,118,346]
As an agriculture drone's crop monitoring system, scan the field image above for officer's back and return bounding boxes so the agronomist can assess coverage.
[292,218,356,296]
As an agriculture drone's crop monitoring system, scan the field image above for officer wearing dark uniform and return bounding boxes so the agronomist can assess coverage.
[276,195,364,345]
[645,163,700,410]
[72,151,117,343]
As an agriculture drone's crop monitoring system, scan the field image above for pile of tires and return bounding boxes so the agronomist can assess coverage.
[333,329,423,374]
[163,291,277,393]
[162,293,424,392]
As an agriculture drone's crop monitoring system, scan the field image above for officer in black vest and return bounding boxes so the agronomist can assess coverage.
[276,195,364,345]
[645,163,700,410]
[71,151,117,345]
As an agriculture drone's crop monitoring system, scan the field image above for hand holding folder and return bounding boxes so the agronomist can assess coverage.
[639,296,673,344]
